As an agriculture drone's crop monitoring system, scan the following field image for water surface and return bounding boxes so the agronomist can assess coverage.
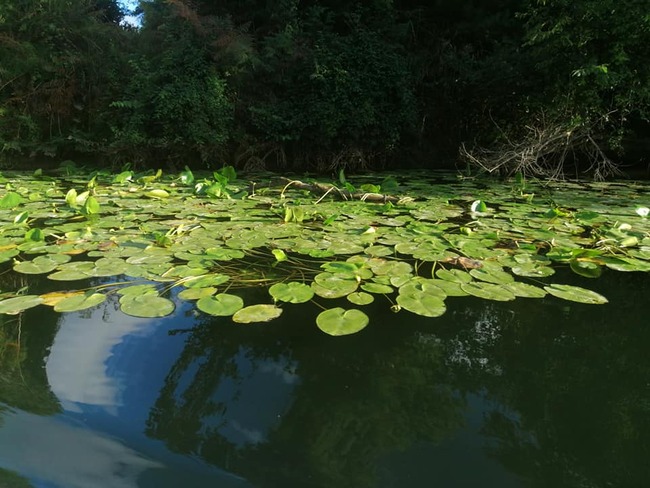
[1,269,649,487]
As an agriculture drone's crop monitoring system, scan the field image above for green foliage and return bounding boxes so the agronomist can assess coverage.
[0,0,127,160]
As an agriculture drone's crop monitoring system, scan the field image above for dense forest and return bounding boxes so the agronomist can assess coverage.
[0,0,649,176]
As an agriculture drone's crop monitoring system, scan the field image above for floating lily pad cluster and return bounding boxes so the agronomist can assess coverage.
[0,168,648,335]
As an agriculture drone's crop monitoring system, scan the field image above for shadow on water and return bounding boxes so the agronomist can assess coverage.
[1,270,650,487]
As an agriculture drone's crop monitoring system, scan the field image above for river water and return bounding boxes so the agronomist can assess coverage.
[1,268,649,488]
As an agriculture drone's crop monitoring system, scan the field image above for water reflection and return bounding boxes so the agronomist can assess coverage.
[0,409,161,488]
[1,272,649,487]
[46,304,156,414]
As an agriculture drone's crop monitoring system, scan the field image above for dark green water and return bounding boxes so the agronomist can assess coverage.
[1,269,649,488]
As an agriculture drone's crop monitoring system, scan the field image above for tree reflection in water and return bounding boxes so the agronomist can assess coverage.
[145,302,465,487]
[442,271,650,488]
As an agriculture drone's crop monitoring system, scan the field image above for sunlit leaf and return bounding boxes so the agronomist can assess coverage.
[233,304,283,323]
[54,292,106,312]
[120,294,175,317]
[0,295,43,315]
[269,282,314,303]
[316,308,369,336]
[197,293,244,316]
[544,284,608,304]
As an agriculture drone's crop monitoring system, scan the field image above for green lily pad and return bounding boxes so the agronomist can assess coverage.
[469,267,515,284]
[232,304,283,323]
[543,284,608,304]
[0,248,20,263]
[399,279,446,299]
[430,279,469,297]
[54,293,106,313]
[178,287,217,300]
[347,291,375,305]
[503,282,548,298]
[0,295,44,315]
[316,308,369,336]
[511,263,555,278]
[313,272,359,295]
[435,268,472,284]
[396,292,446,317]
[184,273,230,288]
[460,282,516,301]
[197,293,244,316]
[269,282,314,303]
[120,294,176,317]
[569,259,603,278]
[118,284,159,296]
[13,254,71,274]
[360,282,394,294]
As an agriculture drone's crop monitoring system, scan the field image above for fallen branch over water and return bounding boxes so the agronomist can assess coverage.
[258,177,407,204]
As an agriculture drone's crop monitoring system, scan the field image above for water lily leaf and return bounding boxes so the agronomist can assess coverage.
[368,259,413,277]
[14,254,70,274]
[178,287,217,301]
[0,249,19,263]
[469,267,514,284]
[197,293,244,316]
[120,294,175,317]
[82,196,100,215]
[435,268,472,284]
[313,272,359,294]
[0,191,24,209]
[145,189,170,199]
[347,292,374,305]
[321,262,362,274]
[460,282,516,301]
[316,308,369,336]
[364,245,393,257]
[544,284,608,304]
[126,253,173,265]
[54,292,106,313]
[503,282,547,298]
[184,274,230,288]
[396,292,446,317]
[204,247,246,260]
[601,256,650,272]
[399,279,446,299]
[40,291,84,307]
[431,279,469,297]
[24,228,45,242]
[511,263,555,278]
[269,282,314,303]
[569,259,602,278]
[117,284,159,296]
[233,304,283,323]
[14,211,29,224]
[0,295,43,315]
[360,283,394,294]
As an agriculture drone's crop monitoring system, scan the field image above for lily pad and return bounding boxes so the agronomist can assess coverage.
[119,294,176,317]
[435,268,472,284]
[0,295,44,315]
[469,267,515,284]
[178,287,217,300]
[543,284,608,304]
[197,293,244,316]
[460,282,516,301]
[233,304,283,323]
[269,282,314,303]
[503,282,548,298]
[347,292,375,305]
[396,292,446,317]
[316,308,369,336]
[569,259,603,278]
[360,283,394,294]
[54,293,106,313]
